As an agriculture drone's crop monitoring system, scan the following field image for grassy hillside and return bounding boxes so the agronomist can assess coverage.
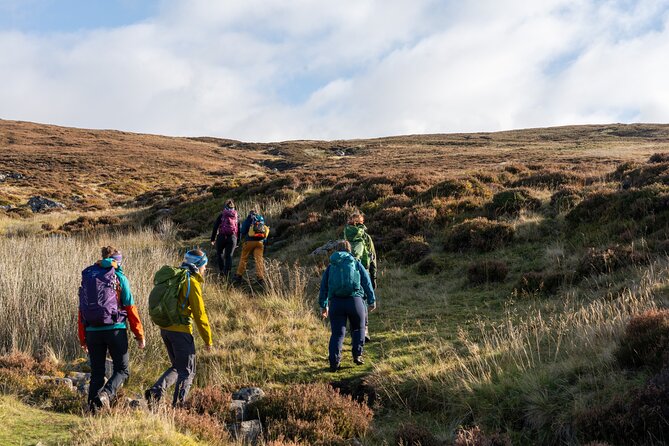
[2,121,669,445]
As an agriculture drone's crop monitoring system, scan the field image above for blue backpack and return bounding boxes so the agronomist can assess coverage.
[327,252,361,298]
[79,264,126,326]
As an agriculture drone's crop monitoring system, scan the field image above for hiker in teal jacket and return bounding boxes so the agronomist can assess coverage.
[319,240,376,372]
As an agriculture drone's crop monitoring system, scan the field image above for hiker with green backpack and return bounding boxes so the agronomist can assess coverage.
[145,249,213,407]
[344,213,377,342]
[319,240,376,372]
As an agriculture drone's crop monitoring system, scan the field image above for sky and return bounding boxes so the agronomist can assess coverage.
[0,0,668,141]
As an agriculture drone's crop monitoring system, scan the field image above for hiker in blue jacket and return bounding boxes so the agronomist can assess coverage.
[319,240,376,372]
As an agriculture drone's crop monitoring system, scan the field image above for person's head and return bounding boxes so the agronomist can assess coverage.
[184,248,208,275]
[101,245,122,266]
[249,209,257,217]
[335,240,352,253]
[348,213,364,225]
[225,199,235,209]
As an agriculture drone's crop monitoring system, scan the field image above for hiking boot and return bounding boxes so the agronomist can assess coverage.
[144,388,159,411]
[353,356,364,365]
[329,362,340,372]
[232,275,243,285]
[364,326,371,343]
[92,390,111,411]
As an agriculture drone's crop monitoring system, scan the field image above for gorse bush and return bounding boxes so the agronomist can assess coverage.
[467,260,509,285]
[251,383,373,445]
[615,309,669,371]
[445,218,514,252]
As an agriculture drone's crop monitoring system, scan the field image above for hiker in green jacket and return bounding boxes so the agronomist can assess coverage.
[343,212,377,342]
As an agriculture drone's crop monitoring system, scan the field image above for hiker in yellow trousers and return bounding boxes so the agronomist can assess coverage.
[233,211,270,286]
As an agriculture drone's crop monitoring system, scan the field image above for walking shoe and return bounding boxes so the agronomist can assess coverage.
[232,275,243,285]
[144,388,159,410]
[364,326,371,343]
[329,362,340,372]
[92,390,111,412]
[353,356,365,365]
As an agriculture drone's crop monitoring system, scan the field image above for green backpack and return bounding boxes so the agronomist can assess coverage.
[344,225,370,269]
[148,266,191,327]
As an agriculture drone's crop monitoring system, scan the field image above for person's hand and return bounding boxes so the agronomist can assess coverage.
[204,344,213,352]
[81,344,88,354]
[369,303,377,312]
[136,338,146,349]
[210,240,215,246]
[321,307,329,319]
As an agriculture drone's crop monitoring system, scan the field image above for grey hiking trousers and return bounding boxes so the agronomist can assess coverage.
[150,329,196,407]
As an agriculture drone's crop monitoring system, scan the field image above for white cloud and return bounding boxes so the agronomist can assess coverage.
[0,0,667,141]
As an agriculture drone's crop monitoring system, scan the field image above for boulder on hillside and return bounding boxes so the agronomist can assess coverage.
[311,240,340,256]
[28,196,65,213]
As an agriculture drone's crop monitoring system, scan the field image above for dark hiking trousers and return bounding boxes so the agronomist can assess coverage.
[149,330,196,407]
[216,234,237,276]
[86,329,129,404]
[329,296,366,368]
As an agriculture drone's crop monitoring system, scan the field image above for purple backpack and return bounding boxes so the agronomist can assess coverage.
[219,208,238,236]
[79,264,125,327]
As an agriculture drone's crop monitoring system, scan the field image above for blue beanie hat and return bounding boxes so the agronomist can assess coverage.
[183,250,208,268]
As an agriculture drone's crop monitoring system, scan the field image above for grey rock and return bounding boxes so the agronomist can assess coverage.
[336,150,346,156]
[232,387,265,403]
[28,196,65,213]
[0,172,24,182]
[127,398,148,411]
[229,420,262,444]
[311,240,340,256]
[230,399,248,422]
[67,371,90,384]
[38,376,75,392]
[0,205,11,211]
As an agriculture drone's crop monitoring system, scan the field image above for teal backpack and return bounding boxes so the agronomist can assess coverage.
[328,251,361,298]
[148,266,192,327]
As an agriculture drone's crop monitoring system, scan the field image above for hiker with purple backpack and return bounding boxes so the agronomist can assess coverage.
[77,246,145,412]
[210,199,239,278]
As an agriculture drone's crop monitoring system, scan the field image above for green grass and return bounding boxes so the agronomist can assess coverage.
[0,395,79,446]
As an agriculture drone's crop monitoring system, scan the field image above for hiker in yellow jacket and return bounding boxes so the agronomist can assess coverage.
[145,249,213,407]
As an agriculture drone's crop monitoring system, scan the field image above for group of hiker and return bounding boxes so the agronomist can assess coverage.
[77,201,378,412]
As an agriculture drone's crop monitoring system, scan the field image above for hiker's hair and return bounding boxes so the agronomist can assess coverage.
[336,240,352,253]
[189,248,205,257]
[101,245,118,259]
[348,213,364,225]
[225,199,235,209]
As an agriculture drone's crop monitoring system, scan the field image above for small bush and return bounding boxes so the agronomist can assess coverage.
[549,187,583,214]
[576,246,648,278]
[31,382,82,414]
[422,178,490,200]
[405,206,437,231]
[0,351,60,376]
[503,164,528,175]
[510,170,583,189]
[394,423,440,446]
[184,386,232,422]
[615,309,669,371]
[173,410,229,446]
[454,426,512,446]
[251,383,373,445]
[514,271,566,295]
[415,257,441,275]
[467,260,509,284]
[486,188,541,217]
[0,368,39,395]
[398,236,431,265]
[649,153,669,163]
[445,218,514,252]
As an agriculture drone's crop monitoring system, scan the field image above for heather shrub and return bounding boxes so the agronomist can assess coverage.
[383,194,413,208]
[445,218,514,252]
[503,164,528,175]
[649,153,669,163]
[615,309,669,370]
[454,426,512,446]
[514,271,566,295]
[422,178,490,200]
[184,386,232,422]
[617,162,669,189]
[0,351,60,376]
[549,187,583,214]
[0,368,39,395]
[375,227,409,254]
[369,183,395,200]
[510,170,582,189]
[31,382,82,414]
[394,423,440,446]
[398,236,431,264]
[173,410,230,446]
[251,383,373,445]
[415,256,442,275]
[485,188,541,217]
[576,246,648,278]
[405,206,437,232]
[467,260,509,284]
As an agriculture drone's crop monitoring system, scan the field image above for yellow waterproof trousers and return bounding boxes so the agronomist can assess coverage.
[236,241,265,280]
